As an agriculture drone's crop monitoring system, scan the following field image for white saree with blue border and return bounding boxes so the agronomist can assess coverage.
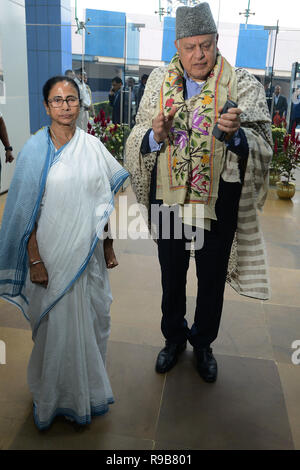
[0,126,128,429]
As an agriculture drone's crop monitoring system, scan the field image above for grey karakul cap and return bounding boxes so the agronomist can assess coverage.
[176,2,217,40]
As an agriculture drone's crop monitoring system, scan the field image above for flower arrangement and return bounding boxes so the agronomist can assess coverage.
[273,123,300,184]
[271,125,287,174]
[87,109,130,161]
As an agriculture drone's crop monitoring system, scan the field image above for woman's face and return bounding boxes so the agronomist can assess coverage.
[44,81,80,127]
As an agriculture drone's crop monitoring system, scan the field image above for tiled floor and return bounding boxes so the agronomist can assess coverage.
[0,186,299,450]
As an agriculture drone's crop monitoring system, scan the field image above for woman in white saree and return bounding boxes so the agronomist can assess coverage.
[0,77,128,430]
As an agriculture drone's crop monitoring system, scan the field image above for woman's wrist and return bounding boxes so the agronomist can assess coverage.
[29,259,44,267]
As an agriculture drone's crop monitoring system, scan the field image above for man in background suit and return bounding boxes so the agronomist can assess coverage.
[272,85,287,119]
[108,76,123,124]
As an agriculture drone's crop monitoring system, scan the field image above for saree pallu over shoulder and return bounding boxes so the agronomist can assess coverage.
[0,127,128,334]
[0,127,53,299]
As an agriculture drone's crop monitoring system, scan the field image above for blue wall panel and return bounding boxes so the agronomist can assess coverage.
[235,24,269,69]
[27,50,38,95]
[162,16,176,63]
[85,9,125,58]
[28,94,40,134]
[36,5,49,51]
[25,0,72,133]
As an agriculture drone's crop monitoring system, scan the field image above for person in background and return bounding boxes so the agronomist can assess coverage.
[74,68,91,131]
[264,77,273,112]
[108,76,123,124]
[136,74,149,113]
[125,77,137,127]
[272,85,287,119]
[291,87,300,130]
[83,71,95,119]
[0,111,14,189]
[64,69,76,79]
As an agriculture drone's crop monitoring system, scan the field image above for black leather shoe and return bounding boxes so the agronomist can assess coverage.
[194,347,217,383]
[155,340,187,373]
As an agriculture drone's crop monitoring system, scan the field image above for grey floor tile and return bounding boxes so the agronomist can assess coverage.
[155,352,294,450]
[277,363,300,450]
[9,413,154,450]
[110,287,162,327]
[260,216,300,246]
[185,297,273,360]
[264,304,300,364]
[109,253,162,294]
[0,417,24,450]
[215,299,273,360]
[154,441,195,450]
[110,321,164,349]
[115,238,158,258]
[7,341,163,449]
[265,267,300,308]
[0,299,30,331]
[0,327,33,421]
[265,242,300,270]
[102,341,164,441]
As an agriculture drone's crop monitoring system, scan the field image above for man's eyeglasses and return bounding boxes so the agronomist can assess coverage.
[48,97,80,108]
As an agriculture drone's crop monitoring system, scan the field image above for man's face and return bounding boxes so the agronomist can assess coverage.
[175,33,218,81]
[275,86,281,95]
[112,81,122,92]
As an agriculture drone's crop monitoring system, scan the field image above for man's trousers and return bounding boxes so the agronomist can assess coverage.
[152,177,242,349]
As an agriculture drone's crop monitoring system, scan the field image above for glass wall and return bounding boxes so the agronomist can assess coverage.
[0,0,30,193]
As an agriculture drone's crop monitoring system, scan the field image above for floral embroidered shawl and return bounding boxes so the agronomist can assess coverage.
[156,52,237,221]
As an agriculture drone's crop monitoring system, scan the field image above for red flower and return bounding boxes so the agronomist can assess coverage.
[166,98,174,108]
[291,122,297,143]
[94,116,99,124]
[99,109,106,119]
[274,139,278,154]
[87,122,92,130]
[107,116,110,123]
[283,135,290,152]
[90,129,95,136]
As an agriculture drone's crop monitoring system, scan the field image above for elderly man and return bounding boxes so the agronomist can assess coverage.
[125,3,272,382]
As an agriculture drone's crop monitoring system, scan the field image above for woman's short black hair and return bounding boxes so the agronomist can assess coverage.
[43,76,81,104]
